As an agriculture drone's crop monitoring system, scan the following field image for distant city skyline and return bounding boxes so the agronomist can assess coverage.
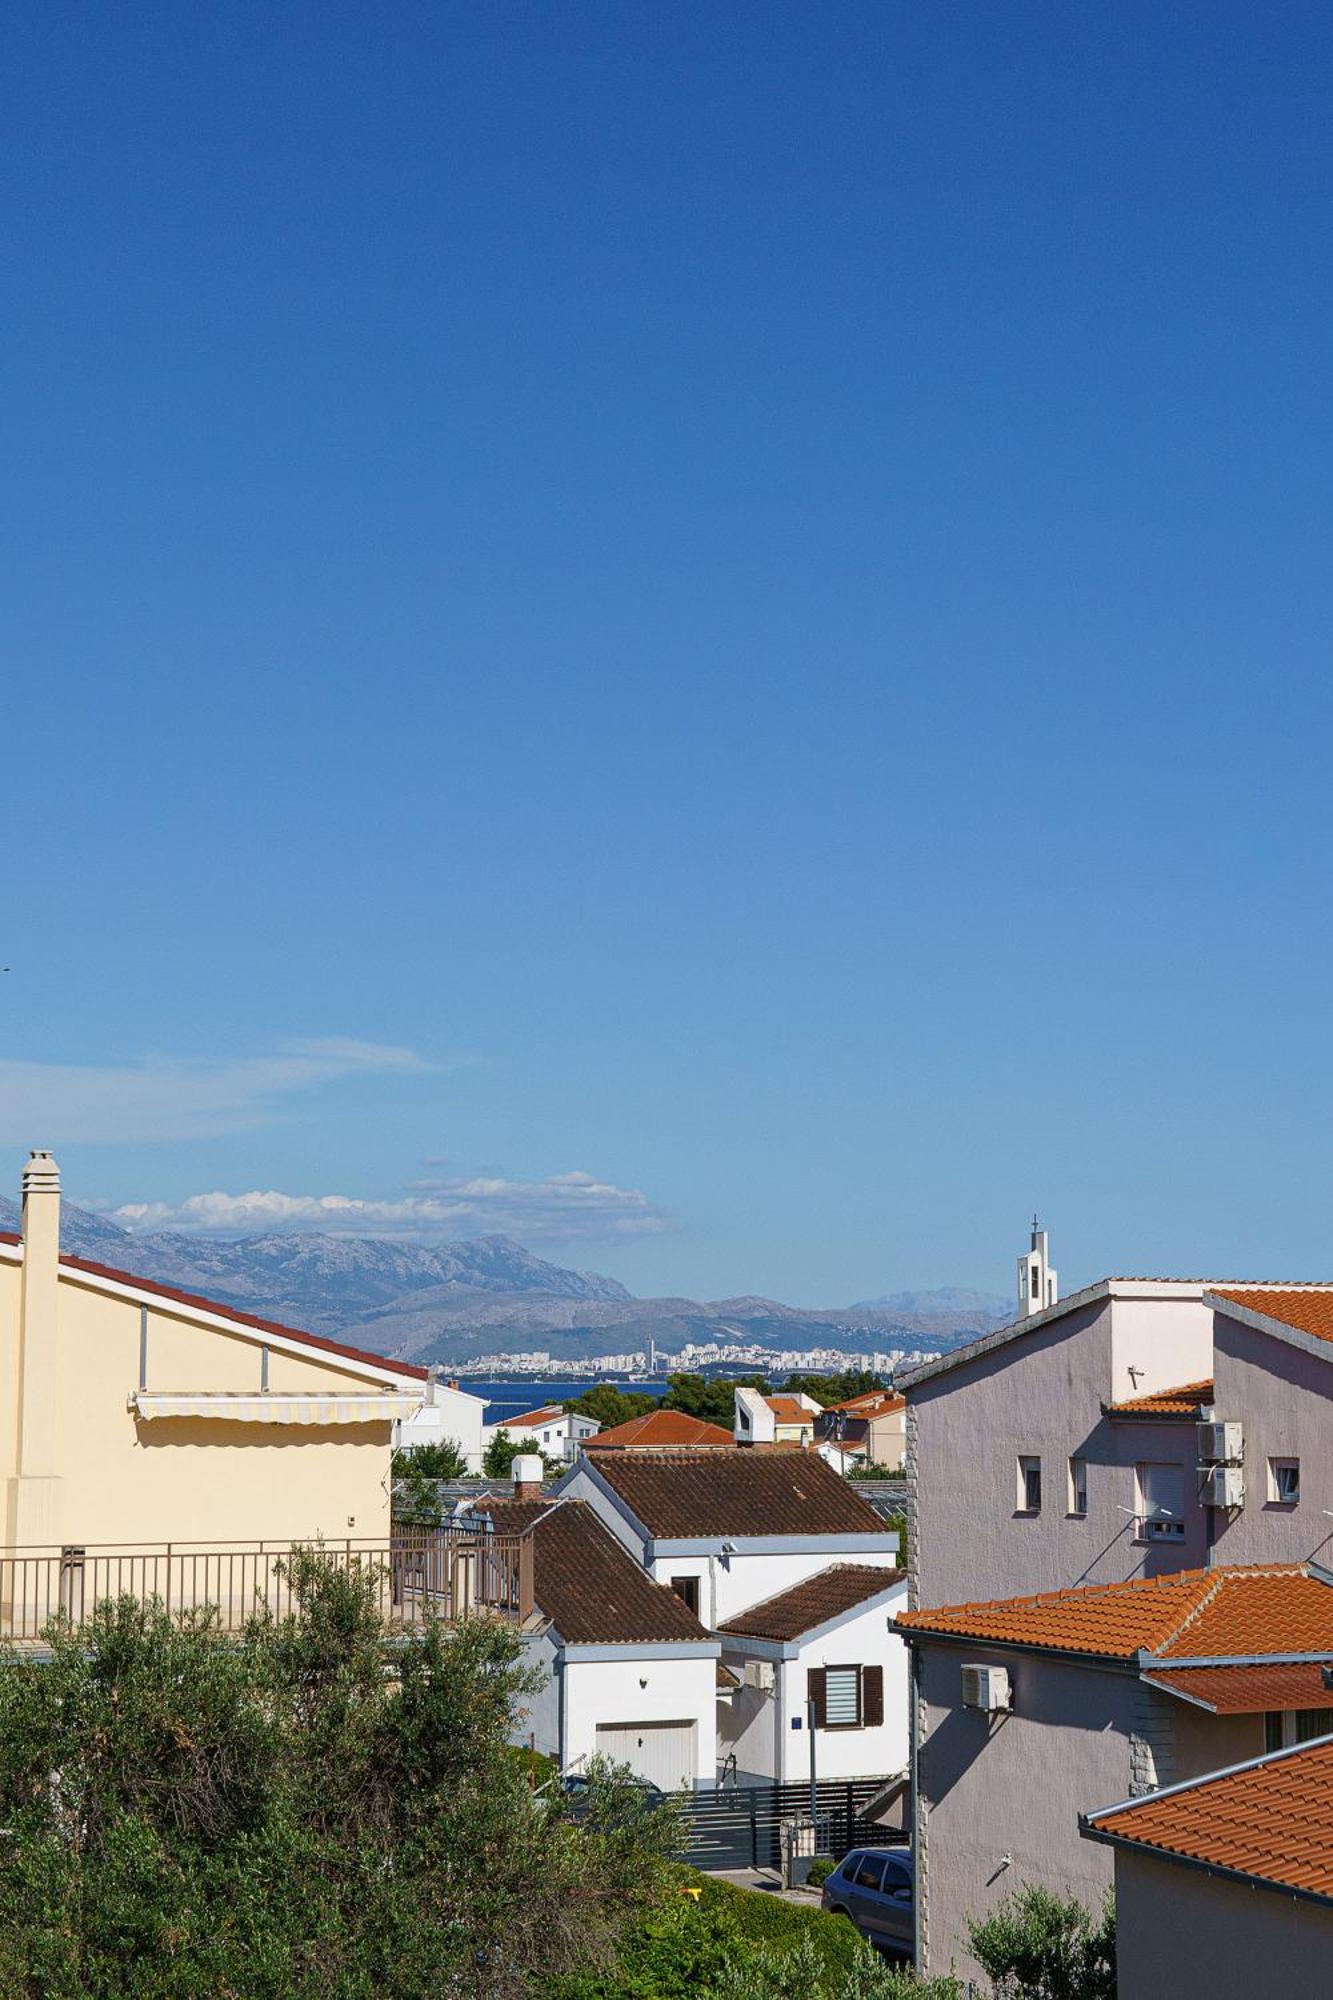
[7,5,1333,1304]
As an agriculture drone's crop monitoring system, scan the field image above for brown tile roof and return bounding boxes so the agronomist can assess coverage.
[897,1564,1333,1663]
[716,1660,741,1689]
[50,1250,429,1380]
[584,1410,735,1450]
[1144,1663,1333,1713]
[830,1390,905,1416]
[718,1563,906,1641]
[587,1448,887,1539]
[1107,1379,1214,1416]
[485,1498,711,1645]
[1084,1737,1333,1902]
[1212,1287,1333,1346]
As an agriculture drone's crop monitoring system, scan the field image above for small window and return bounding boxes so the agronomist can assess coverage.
[1135,1462,1185,1539]
[853,1854,886,1890]
[880,1857,913,1902]
[1068,1456,1088,1517]
[1030,1265,1040,1300]
[1269,1458,1301,1505]
[670,1576,700,1616]
[825,1665,862,1727]
[1267,1708,1333,1751]
[1018,1456,1042,1513]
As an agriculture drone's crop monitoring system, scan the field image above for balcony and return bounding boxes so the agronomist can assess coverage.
[0,1524,535,1643]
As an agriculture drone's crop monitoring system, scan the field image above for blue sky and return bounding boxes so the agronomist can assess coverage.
[4,1,1333,1304]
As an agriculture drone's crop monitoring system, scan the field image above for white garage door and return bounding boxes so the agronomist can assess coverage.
[595,1720,696,1791]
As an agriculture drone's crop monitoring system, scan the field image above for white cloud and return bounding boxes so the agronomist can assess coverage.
[113,1170,669,1244]
[0,1039,433,1145]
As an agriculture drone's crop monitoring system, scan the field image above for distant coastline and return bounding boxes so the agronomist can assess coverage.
[473,1376,670,1426]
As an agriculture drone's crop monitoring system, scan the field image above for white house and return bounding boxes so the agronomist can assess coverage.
[717,1565,910,1787]
[474,1471,719,1792]
[392,1372,488,1471]
[485,1403,600,1466]
[733,1384,822,1447]
[555,1447,908,1787]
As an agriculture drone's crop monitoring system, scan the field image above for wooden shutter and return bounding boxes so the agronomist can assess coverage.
[807,1666,827,1728]
[862,1664,884,1728]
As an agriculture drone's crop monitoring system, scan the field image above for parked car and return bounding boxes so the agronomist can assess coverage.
[819,1846,914,1953]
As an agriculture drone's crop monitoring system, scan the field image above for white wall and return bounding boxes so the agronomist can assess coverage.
[648,1547,900,1627]
[560,1652,718,1785]
[394,1381,486,1470]
[1108,1294,1213,1406]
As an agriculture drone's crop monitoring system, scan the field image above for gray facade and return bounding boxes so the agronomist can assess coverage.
[1111,1847,1333,2000]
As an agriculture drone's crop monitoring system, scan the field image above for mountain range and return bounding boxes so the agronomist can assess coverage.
[0,1197,1010,1368]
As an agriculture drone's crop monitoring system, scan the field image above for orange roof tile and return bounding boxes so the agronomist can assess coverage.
[831,1390,906,1416]
[766,1397,817,1425]
[583,1410,734,1450]
[1084,1736,1333,1902]
[897,1564,1333,1663]
[506,1406,568,1429]
[1107,1379,1213,1416]
[1145,1663,1333,1713]
[1213,1287,1333,1346]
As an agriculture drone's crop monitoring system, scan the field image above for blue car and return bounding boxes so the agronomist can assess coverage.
[819,1846,914,1953]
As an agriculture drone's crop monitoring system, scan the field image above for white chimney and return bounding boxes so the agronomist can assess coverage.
[512,1453,544,1501]
[1017,1216,1058,1320]
[11,1151,64,1544]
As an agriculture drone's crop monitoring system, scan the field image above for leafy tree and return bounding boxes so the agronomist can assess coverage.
[0,1548,681,1997]
[483,1426,562,1480]
[967,1884,1116,2000]
[848,1461,906,1483]
[782,1371,887,1409]
[391,1438,468,1479]
[662,1374,769,1429]
[562,1384,659,1430]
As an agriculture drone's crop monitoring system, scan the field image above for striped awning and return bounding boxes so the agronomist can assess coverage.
[129,1391,423,1426]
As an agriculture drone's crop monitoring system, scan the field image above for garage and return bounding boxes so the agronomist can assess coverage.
[595,1719,697,1791]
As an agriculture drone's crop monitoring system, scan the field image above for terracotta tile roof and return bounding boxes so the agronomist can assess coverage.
[587,1448,887,1539]
[1212,1286,1333,1346]
[583,1410,734,1450]
[830,1390,905,1416]
[506,1406,569,1429]
[718,1563,906,1641]
[716,1660,741,1690]
[1144,1663,1333,1713]
[897,1564,1333,1663]
[1107,1379,1214,1416]
[766,1397,816,1425]
[1084,1736,1333,1902]
[485,1498,711,1645]
[52,1250,429,1380]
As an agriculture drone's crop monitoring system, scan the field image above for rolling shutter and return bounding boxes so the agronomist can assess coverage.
[862,1664,884,1728]
[807,1667,827,1728]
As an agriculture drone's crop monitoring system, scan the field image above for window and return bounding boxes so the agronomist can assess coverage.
[853,1854,886,1890]
[670,1576,700,1616]
[1018,1456,1042,1513]
[1135,1462,1186,1539]
[880,1857,913,1903]
[808,1664,884,1731]
[1269,1458,1301,1505]
[1267,1708,1333,1752]
[1068,1456,1088,1517]
[1030,1265,1040,1301]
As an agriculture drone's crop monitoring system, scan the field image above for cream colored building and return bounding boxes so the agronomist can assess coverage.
[0,1152,426,1565]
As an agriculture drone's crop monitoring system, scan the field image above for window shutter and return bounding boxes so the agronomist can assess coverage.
[807,1667,827,1728]
[862,1665,884,1728]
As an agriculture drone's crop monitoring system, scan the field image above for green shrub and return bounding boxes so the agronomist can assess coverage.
[806,1856,836,1888]
[967,1883,1115,2000]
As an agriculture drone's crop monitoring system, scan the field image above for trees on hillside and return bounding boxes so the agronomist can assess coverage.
[562,1384,658,1430]
[661,1373,770,1429]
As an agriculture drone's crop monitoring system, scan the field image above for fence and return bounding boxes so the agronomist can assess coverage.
[0,1525,535,1641]
[680,1777,904,1873]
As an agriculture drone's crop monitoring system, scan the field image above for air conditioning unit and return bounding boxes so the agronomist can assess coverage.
[1197,1421,1243,1464]
[961,1664,1011,1713]
[1201,1465,1245,1509]
[743,1660,775,1692]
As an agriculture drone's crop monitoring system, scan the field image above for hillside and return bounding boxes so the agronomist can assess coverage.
[0,1197,1009,1364]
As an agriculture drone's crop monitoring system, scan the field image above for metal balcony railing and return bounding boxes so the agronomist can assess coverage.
[0,1526,535,1641]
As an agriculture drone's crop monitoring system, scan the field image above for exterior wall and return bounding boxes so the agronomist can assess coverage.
[0,1248,403,1549]
[1208,1313,1333,1565]
[647,1547,900,1628]
[1107,1295,1212,1406]
[1112,1846,1333,2000]
[718,1589,910,1784]
[394,1383,486,1470]
[915,1643,1255,1984]
[557,1650,718,1785]
[909,1299,1207,1608]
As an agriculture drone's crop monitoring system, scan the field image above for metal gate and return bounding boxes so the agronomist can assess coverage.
[679,1778,902,1872]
